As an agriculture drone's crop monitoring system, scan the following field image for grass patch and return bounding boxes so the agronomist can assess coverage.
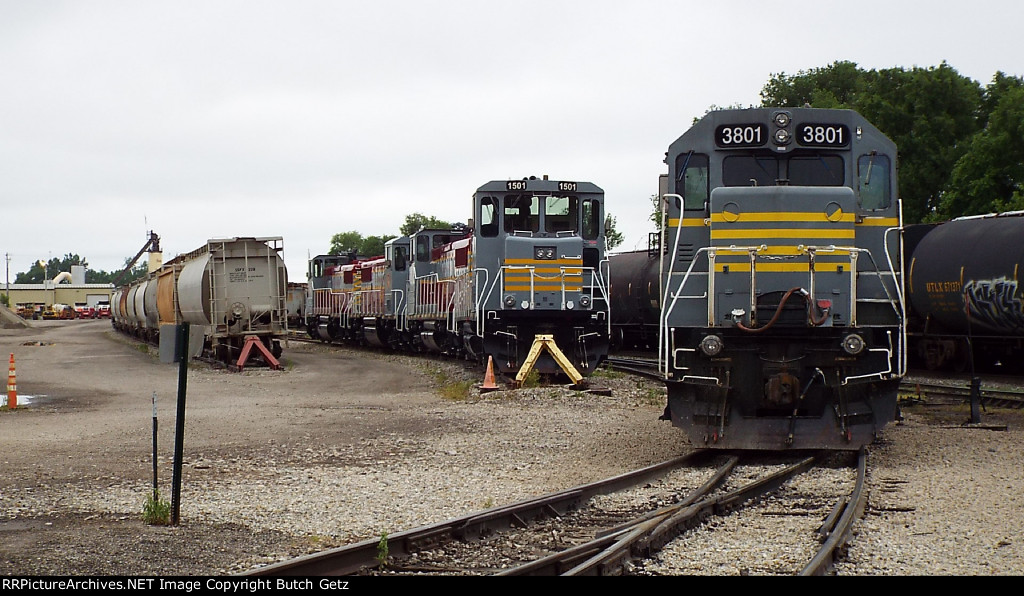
[142,490,171,526]
[592,366,626,379]
[376,532,389,569]
[519,368,541,388]
[639,384,666,406]
[439,379,474,400]
[420,364,476,400]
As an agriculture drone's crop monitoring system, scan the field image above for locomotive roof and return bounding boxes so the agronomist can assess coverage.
[475,178,603,194]
[669,107,896,154]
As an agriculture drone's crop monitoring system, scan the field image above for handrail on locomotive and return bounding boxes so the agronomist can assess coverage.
[655,210,905,387]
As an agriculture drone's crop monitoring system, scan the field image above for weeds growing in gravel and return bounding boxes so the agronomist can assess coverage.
[593,367,625,379]
[143,490,171,526]
[439,379,474,400]
[519,369,541,388]
[376,532,389,569]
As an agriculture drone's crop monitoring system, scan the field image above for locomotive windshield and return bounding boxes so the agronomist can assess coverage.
[503,195,540,233]
[479,186,604,238]
[858,153,892,209]
[581,198,600,240]
[722,152,845,188]
[544,196,577,233]
[675,152,710,210]
[501,194,590,236]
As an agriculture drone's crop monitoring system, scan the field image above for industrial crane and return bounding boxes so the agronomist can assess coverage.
[112,231,160,287]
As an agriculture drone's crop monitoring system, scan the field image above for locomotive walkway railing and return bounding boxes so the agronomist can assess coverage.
[660,244,903,383]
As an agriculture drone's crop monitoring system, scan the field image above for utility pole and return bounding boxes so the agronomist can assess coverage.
[4,253,9,307]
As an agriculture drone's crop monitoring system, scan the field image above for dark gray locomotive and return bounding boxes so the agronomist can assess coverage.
[656,108,905,450]
[305,177,611,378]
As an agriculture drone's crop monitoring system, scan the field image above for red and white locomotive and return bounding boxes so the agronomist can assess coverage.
[305,177,611,378]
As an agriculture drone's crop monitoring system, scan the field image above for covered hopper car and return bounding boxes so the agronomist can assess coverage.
[112,237,288,367]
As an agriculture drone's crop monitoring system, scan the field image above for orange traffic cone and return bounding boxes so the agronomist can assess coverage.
[480,356,498,393]
[7,353,16,409]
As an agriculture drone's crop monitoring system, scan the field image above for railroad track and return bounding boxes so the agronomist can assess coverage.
[239,449,867,576]
[899,379,1024,409]
[603,356,661,381]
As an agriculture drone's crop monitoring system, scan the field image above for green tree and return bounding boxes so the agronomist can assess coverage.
[937,79,1024,218]
[604,214,624,250]
[648,194,665,233]
[14,254,88,284]
[329,231,399,257]
[760,60,863,108]
[90,261,148,285]
[360,234,398,258]
[760,61,984,223]
[399,213,458,236]
[11,253,147,286]
[329,231,364,256]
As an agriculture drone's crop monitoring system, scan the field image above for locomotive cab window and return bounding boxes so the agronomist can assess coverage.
[581,198,600,240]
[390,245,408,271]
[789,154,845,186]
[858,153,892,210]
[503,195,540,233]
[674,152,709,210]
[415,235,430,262]
[544,195,578,234]
[723,154,778,187]
[479,196,498,237]
[724,154,845,187]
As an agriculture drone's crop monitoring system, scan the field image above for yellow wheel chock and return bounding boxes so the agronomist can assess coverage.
[515,334,584,387]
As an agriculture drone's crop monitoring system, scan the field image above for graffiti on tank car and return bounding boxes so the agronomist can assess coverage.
[963,277,1024,332]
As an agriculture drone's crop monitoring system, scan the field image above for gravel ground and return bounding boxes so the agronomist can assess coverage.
[1,319,1023,576]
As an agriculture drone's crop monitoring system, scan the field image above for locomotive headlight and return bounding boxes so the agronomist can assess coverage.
[566,300,575,310]
[579,295,591,308]
[773,112,791,127]
[774,128,791,144]
[503,295,515,307]
[535,246,556,260]
[521,300,531,310]
[699,334,724,357]
[842,333,866,355]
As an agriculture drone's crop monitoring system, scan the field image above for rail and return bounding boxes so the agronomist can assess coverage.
[238,454,702,577]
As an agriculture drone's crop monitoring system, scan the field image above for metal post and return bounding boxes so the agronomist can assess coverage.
[170,323,190,526]
[969,377,982,425]
[152,391,158,500]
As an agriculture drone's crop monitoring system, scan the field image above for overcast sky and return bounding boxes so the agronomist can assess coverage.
[2,1,1021,283]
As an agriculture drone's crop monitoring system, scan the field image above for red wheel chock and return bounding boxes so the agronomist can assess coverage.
[235,336,282,372]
